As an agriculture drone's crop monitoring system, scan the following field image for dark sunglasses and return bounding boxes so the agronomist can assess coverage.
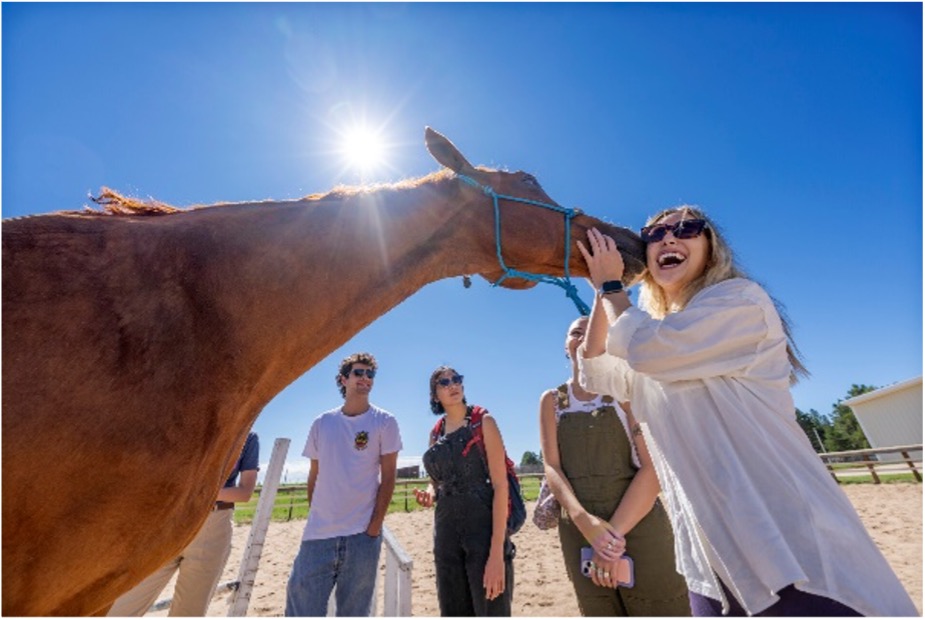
[436,374,464,388]
[349,368,377,379]
[640,218,708,243]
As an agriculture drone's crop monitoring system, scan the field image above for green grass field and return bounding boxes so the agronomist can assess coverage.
[232,475,545,525]
[231,473,918,525]
[835,473,919,485]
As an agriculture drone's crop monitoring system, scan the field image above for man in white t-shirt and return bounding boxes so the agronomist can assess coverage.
[285,352,403,617]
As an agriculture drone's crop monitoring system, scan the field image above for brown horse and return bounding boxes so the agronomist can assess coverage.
[2,128,645,615]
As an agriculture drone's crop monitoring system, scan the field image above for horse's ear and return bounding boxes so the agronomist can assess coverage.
[425,127,477,175]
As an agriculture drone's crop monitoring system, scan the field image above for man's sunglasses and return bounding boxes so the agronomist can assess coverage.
[436,375,464,387]
[349,368,377,379]
[640,218,708,243]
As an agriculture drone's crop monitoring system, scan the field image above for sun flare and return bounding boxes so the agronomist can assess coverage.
[341,127,386,172]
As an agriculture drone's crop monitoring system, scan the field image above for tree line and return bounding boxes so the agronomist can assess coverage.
[796,383,875,453]
[520,383,876,467]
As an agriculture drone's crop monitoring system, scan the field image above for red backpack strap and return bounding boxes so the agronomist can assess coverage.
[461,406,520,525]
[430,416,446,445]
[461,406,486,457]
[463,407,516,472]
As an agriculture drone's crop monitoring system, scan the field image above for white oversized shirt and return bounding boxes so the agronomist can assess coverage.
[579,278,916,616]
[301,404,403,540]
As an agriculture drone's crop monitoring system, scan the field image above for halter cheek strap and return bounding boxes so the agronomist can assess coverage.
[456,173,591,316]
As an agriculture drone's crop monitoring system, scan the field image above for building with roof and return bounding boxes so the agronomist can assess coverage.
[843,376,922,461]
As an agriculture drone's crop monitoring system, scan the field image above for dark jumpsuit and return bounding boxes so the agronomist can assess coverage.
[555,383,690,616]
[423,416,515,616]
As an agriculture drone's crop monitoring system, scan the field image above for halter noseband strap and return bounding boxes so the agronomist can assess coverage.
[456,173,591,316]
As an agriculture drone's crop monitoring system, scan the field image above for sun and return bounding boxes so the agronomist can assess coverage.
[341,127,386,172]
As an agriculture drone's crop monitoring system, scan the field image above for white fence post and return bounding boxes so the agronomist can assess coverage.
[328,526,413,616]
[381,525,413,616]
[227,437,290,616]
[384,547,397,615]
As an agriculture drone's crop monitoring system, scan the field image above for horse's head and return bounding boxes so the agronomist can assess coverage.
[425,127,646,291]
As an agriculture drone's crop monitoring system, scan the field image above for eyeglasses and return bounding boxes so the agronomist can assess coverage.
[436,375,464,388]
[349,368,377,379]
[640,218,708,243]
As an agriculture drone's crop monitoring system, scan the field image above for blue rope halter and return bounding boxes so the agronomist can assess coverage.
[456,173,591,316]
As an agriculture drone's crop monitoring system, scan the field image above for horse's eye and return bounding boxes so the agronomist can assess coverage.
[522,174,540,188]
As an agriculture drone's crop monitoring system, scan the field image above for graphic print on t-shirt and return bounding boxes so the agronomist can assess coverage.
[354,430,369,450]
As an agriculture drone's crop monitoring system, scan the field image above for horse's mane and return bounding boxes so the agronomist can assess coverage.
[74,170,457,218]
[304,169,454,200]
[81,188,183,216]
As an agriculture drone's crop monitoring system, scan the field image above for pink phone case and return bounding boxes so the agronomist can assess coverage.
[581,547,634,588]
[616,555,634,588]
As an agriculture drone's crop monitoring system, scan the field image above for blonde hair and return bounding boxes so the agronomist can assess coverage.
[638,205,808,383]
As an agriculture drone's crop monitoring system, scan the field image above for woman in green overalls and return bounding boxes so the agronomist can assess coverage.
[538,315,690,616]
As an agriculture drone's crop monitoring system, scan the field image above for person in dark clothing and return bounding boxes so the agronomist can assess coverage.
[414,366,515,616]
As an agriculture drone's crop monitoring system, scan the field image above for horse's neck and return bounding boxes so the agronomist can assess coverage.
[5,177,487,418]
[181,178,480,403]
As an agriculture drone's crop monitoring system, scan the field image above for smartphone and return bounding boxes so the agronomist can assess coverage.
[580,546,634,588]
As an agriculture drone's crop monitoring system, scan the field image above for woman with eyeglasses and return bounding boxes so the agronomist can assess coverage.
[414,366,515,616]
[538,315,690,616]
[576,206,916,616]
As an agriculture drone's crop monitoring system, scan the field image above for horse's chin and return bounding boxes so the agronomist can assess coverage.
[622,256,648,285]
[478,271,539,290]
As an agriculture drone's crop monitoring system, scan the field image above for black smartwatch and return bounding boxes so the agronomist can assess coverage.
[600,280,624,295]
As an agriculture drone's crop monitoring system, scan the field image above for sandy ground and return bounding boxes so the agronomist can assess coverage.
[148,484,921,616]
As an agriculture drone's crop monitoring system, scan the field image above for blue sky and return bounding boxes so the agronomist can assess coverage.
[4,3,921,482]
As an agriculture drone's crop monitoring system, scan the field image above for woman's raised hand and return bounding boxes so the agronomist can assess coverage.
[576,228,626,290]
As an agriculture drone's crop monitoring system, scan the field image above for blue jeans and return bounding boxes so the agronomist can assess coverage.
[285,532,382,617]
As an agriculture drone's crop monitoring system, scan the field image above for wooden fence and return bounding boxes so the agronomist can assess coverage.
[819,444,922,484]
[245,444,925,522]
[245,448,922,524]
[262,473,546,520]
[381,527,413,616]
